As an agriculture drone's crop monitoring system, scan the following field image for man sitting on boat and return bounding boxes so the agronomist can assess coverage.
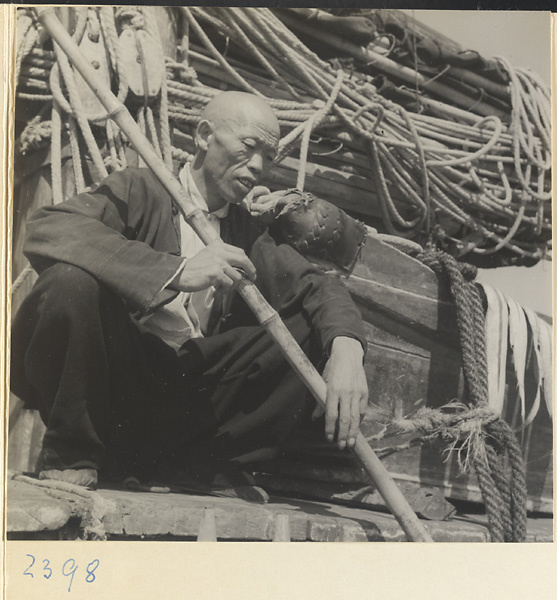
[11,91,368,502]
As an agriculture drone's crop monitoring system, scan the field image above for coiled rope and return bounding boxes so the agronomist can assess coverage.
[14,7,551,261]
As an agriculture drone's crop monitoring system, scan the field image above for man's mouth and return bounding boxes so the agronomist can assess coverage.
[237,177,255,191]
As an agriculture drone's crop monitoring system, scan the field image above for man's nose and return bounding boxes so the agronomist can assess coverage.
[247,152,264,176]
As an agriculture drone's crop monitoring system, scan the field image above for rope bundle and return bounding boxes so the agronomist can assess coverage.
[182,7,550,261]
[14,6,551,263]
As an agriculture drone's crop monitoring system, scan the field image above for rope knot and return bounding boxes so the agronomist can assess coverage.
[115,7,145,30]
[16,115,52,155]
[103,155,124,173]
[177,65,198,85]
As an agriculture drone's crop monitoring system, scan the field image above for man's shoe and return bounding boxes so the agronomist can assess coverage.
[39,468,98,489]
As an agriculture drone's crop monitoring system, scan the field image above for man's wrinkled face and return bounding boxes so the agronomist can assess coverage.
[201,112,279,205]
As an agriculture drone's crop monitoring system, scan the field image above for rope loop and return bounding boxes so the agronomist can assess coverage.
[296,70,344,191]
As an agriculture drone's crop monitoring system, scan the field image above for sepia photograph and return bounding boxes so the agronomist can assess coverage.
[4,3,553,564]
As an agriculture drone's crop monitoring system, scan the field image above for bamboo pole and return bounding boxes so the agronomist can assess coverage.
[35,6,434,543]
[445,66,510,102]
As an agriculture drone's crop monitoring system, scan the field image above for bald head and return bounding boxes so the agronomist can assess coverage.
[191,92,281,210]
[201,92,280,136]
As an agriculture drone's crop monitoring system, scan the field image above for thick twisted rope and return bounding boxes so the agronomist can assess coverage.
[159,63,173,169]
[218,7,302,101]
[49,11,108,181]
[14,474,107,540]
[419,251,487,402]
[418,249,528,542]
[16,11,39,86]
[486,419,528,542]
[473,448,507,541]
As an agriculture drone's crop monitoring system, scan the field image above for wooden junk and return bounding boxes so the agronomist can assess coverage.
[10,7,553,525]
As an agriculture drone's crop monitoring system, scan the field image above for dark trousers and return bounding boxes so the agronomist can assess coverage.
[10,264,318,480]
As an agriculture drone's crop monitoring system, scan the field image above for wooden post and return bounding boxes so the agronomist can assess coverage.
[196,508,217,541]
[35,6,434,543]
[272,514,291,542]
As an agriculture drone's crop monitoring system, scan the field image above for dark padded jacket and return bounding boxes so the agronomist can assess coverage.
[24,168,366,357]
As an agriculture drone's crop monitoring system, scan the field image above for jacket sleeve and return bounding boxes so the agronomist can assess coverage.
[249,231,367,358]
[23,168,184,313]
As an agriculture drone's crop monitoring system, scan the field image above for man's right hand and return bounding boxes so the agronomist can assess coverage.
[170,243,257,292]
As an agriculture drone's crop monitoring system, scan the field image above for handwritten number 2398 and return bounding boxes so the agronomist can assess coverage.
[24,554,100,592]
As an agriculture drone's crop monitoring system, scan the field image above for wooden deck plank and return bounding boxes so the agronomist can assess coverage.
[7,479,552,542]
[98,487,365,542]
[7,479,72,532]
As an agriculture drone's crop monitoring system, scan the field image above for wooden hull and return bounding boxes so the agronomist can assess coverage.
[257,236,553,515]
[9,189,553,515]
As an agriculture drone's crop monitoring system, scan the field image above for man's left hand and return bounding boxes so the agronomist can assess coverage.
[313,336,368,450]
[243,186,293,224]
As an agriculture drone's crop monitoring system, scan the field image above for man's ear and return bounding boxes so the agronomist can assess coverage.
[195,119,214,153]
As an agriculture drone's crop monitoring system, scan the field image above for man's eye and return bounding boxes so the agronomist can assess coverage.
[243,141,255,150]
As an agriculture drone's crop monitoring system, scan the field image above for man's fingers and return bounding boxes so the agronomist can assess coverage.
[325,390,339,443]
[250,189,291,216]
[220,246,257,280]
[360,389,369,416]
[337,392,352,450]
[223,265,243,284]
[229,258,257,281]
[311,402,325,421]
[222,243,248,256]
[216,269,236,290]
[243,186,270,209]
[347,395,361,448]
[179,243,257,292]
[252,186,271,199]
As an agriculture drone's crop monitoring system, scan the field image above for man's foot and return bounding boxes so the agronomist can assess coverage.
[39,468,98,489]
